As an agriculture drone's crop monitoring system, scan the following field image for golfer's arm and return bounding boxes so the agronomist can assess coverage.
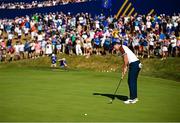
[122,54,128,77]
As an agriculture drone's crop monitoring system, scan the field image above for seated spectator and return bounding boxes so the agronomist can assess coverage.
[58,58,67,69]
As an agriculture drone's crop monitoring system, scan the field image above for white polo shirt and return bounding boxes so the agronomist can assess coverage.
[122,45,139,64]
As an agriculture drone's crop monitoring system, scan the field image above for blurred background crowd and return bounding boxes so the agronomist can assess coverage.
[0,0,87,9]
[0,11,179,62]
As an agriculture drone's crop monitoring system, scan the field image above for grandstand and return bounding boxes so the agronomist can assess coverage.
[0,0,179,18]
[0,0,44,3]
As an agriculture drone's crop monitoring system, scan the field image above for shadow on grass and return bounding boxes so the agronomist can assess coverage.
[93,93,128,101]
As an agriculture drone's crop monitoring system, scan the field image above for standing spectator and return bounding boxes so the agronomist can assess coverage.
[7,46,15,62]
[93,34,101,55]
[161,38,169,60]
[170,36,177,57]
[35,41,41,58]
[19,42,25,59]
[75,36,83,55]
[85,35,92,58]
[177,37,180,56]
[14,42,20,60]
[132,35,140,57]
[1,40,6,50]
[17,27,22,40]
[65,35,73,55]
[30,41,36,58]
[103,36,111,55]
[0,46,2,62]
[148,35,154,57]
[56,36,62,54]
[41,39,47,56]
[45,41,53,56]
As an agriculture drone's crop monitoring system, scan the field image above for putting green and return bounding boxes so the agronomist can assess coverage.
[0,68,180,122]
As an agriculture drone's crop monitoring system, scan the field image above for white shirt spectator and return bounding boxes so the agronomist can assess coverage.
[19,44,25,52]
[8,33,14,40]
[82,33,87,40]
[24,28,29,34]
[173,21,178,27]
[89,30,95,39]
[95,20,100,29]
[18,30,22,37]
[45,44,53,55]
[149,38,154,46]
[171,38,177,48]
[38,34,43,42]
[30,42,35,51]
[132,38,139,46]
[124,17,130,24]
[79,16,84,24]
[141,24,146,31]
[146,21,152,29]
[167,23,173,29]
[0,23,4,30]
[14,44,20,53]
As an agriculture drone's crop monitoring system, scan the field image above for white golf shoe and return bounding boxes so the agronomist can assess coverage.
[124,98,139,104]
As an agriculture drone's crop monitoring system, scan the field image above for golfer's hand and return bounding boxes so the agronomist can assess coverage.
[121,66,127,80]
[121,76,123,80]
[121,73,124,80]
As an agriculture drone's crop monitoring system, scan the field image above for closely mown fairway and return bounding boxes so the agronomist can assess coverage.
[0,67,180,122]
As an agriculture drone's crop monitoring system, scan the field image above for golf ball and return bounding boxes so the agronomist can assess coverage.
[84,113,87,116]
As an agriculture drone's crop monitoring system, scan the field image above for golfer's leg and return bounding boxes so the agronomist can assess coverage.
[133,68,140,99]
[133,62,141,99]
[128,65,139,100]
[128,66,134,99]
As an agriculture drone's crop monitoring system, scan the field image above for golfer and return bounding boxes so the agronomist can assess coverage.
[114,43,142,104]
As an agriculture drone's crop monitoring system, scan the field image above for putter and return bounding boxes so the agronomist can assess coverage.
[108,78,123,104]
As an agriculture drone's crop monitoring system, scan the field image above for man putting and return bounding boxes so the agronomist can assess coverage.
[114,43,142,104]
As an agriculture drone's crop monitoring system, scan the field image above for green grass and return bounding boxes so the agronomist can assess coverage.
[0,67,180,122]
[0,56,180,121]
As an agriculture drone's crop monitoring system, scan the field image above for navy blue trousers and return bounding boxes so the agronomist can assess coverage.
[128,61,141,100]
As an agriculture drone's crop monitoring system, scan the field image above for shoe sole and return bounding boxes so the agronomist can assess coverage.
[124,99,139,104]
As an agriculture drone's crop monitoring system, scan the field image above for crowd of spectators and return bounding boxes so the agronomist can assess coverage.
[0,0,87,9]
[0,12,180,62]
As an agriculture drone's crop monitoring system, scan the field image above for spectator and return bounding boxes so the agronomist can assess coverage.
[170,35,177,57]
[75,36,83,55]
[14,41,20,60]
[45,41,53,56]
[51,54,57,68]
[19,42,25,59]
[58,58,67,69]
